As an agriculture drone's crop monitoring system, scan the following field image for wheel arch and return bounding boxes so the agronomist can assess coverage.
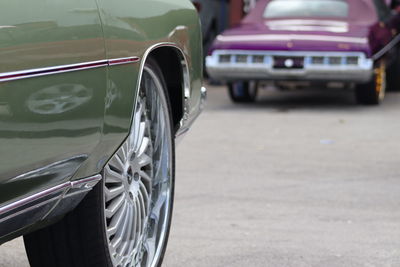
[146,45,189,132]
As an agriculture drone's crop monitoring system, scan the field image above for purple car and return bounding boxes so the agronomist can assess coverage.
[206,0,400,104]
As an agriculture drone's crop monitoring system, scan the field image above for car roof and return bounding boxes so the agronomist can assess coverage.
[243,0,379,24]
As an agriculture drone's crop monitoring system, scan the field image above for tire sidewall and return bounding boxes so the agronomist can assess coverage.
[356,60,386,105]
[228,81,258,103]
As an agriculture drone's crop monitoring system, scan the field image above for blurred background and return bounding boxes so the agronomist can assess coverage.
[190,0,256,54]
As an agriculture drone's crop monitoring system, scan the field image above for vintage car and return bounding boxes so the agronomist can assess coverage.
[0,1,205,267]
[206,0,400,105]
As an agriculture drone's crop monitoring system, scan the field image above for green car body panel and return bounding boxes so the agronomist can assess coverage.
[0,0,203,243]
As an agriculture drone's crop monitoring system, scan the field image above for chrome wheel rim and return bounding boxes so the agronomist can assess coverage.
[374,61,386,102]
[103,65,172,267]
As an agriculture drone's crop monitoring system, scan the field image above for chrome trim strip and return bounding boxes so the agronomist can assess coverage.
[0,182,70,215]
[0,60,108,83]
[71,174,102,188]
[217,34,368,45]
[0,57,140,83]
[108,56,140,66]
[372,33,400,61]
[0,174,102,217]
[0,196,61,224]
[0,26,16,29]
[208,49,369,58]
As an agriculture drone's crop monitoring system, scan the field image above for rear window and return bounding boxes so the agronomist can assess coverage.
[264,0,349,18]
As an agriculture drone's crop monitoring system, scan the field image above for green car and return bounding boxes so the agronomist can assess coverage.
[0,0,205,266]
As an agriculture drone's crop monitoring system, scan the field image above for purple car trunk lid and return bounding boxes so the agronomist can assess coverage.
[211,0,376,56]
[242,0,377,25]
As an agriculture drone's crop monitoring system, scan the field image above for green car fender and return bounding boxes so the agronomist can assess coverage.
[0,0,203,242]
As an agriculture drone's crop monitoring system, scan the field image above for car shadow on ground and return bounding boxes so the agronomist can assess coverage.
[208,85,400,113]
[254,89,359,112]
[205,81,400,112]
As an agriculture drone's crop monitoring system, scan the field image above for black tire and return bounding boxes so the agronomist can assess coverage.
[355,61,386,105]
[24,58,175,267]
[228,81,258,103]
[387,48,400,91]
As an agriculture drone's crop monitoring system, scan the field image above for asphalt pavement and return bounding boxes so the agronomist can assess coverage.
[1,85,400,266]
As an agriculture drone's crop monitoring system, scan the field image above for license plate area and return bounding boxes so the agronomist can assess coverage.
[273,56,304,69]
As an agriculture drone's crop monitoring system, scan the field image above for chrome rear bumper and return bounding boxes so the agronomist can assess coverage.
[206,50,373,83]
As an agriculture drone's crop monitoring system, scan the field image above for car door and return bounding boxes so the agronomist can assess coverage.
[0,0,107,205]
[95,0,203,143]
[94,0,187,159]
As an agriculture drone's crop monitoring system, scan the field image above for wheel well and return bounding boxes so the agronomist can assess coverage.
[150,48,184,131]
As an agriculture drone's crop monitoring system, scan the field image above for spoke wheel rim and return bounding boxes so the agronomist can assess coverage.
[375,61,386,101]
[103,65,172,267]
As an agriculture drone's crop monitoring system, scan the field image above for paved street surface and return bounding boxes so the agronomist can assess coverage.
[1,85,400,266]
